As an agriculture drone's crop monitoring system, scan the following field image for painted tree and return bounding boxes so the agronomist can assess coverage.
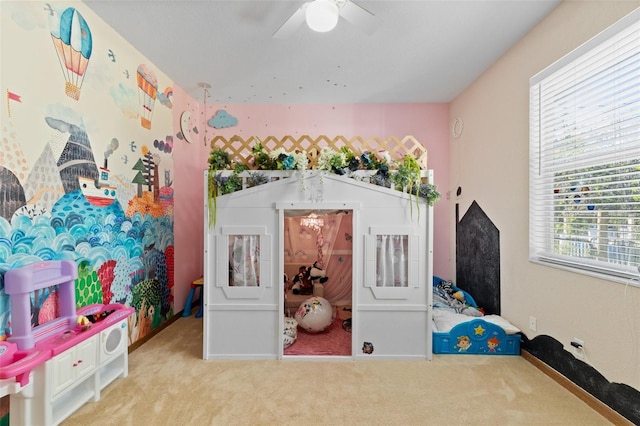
[132,170,146,198]
[111,257,133,306]
[153,154,161,202]
[132,158,147,197]
[141,146,155,191]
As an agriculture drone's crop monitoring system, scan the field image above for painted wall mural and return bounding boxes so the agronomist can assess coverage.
[0,2,175,345]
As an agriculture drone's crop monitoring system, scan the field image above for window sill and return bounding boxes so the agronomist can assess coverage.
[529,258,640,288]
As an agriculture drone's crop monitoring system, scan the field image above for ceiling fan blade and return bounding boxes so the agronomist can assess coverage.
[340,0,378,34]
[273,2,309,39]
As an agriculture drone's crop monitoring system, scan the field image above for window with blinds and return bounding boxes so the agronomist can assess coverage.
[529,9,640,280]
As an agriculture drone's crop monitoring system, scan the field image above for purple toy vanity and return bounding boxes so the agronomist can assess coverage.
[1,260,134,425]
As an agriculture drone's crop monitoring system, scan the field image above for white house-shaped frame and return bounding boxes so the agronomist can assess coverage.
[203,171,434,360]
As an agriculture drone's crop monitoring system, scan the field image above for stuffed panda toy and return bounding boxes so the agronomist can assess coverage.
[309,261,329,284]
[291,262,329,295]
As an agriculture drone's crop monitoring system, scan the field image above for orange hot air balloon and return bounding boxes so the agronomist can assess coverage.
[51,7,92,101]
[136,65,158,130]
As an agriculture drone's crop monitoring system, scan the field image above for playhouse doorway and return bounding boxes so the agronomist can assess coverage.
[283,209,353,357]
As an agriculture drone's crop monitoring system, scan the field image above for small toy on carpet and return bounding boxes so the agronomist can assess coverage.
[342,318,352,333]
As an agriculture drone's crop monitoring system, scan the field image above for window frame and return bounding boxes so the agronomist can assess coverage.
[216,226,272,298]
[364,226,420,299]
[528,9,640,284]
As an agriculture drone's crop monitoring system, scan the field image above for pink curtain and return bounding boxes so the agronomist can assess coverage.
[284,211,352,305]
[321,214,352,305]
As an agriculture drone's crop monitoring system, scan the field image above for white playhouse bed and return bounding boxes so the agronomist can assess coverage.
[203,170,434,360]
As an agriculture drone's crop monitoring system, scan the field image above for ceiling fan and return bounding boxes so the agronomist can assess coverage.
[273,0,378,39]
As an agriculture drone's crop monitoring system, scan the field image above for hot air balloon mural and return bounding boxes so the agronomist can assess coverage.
[137,64,158,130]
[50,7,92,101]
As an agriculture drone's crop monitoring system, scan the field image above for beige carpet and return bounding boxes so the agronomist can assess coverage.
[63,316,611,426]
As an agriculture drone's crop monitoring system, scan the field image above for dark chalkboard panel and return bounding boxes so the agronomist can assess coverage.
[456,201,500,315]
[522,335,640,424]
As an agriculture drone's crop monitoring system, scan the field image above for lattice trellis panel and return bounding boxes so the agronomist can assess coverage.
[209,135,428,170]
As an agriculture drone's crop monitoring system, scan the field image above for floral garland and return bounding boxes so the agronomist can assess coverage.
[252,143,308,172]
[206,143,440,212]
[252,142,308,191]
[318,147,393,173]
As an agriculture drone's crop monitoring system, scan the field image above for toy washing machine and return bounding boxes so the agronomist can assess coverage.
[100,319,128,365]
[97,318,130,394]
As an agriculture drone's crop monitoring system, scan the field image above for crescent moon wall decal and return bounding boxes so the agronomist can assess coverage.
[180,110,193,143]
[452,117,464,139]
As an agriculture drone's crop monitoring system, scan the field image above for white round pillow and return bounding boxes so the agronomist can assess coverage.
[294,297,333,333]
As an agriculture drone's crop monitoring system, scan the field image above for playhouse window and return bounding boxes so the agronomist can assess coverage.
[228,235,260,286]
[364,227,418,296]
[376,235,408,287]
[215,227,271,297]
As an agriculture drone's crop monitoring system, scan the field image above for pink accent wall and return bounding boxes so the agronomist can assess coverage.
[173,101,450,309]
[172,88,208,311]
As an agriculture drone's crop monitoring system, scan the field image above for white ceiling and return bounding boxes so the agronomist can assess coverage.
[84,0,561,104]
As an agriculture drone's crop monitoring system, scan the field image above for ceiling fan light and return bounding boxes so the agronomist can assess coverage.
[305,0,339,33]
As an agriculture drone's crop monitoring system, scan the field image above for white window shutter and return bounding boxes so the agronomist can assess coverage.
[409,234,420,288]
[260,233,272,288]
[216,235,228,287]
[364,234,375,288]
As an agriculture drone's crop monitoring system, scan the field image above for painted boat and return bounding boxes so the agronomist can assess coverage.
[78,167,117,206]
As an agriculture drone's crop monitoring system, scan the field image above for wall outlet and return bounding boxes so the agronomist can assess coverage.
[571,338,585,358]
[529,315,537,332]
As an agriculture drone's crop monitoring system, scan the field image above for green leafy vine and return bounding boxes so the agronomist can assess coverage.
[391,155,422,219]
[207,148,231,228]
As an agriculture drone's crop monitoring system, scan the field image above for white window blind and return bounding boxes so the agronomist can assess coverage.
[529,9,640,280]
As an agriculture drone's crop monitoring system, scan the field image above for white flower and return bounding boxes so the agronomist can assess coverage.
[377,150,392,165]
[317,147,346,171]
[269,147,286,160]
[292,150,308,171]
[317,147,336,171]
